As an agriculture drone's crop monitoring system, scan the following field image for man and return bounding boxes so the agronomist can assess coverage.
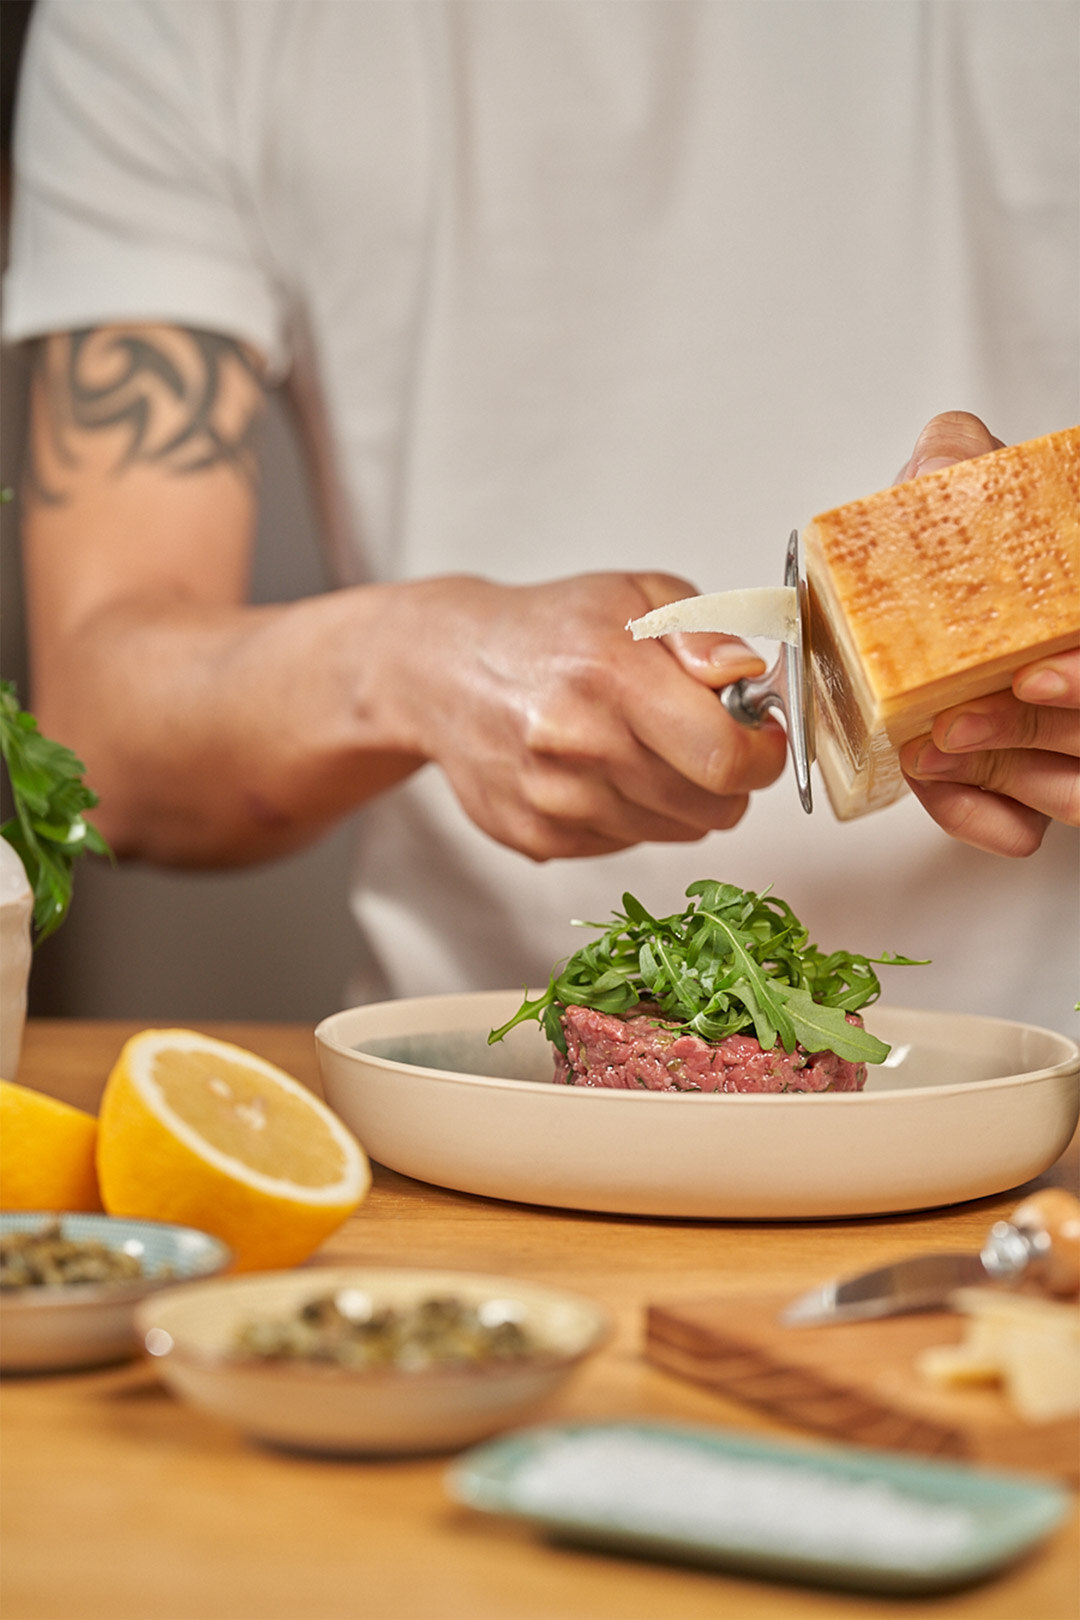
[5,0,1078,1028]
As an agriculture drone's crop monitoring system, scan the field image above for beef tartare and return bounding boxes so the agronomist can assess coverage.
[554,1004,868,1093]
[489,879,924,1088]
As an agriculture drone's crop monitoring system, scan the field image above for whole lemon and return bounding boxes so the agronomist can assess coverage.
[0,1079,102,1211]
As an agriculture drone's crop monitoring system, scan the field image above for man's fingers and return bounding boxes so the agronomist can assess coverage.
[664,633,767,688]
[629,571,768,687]
[622,574,789,790]
[624,657,788,797]
[1013,650,1080,709]
[903,776,1051,859]
[894,410,1005,483]
[926,691,1080,759]
[901,743,1080,828]
[519,749,747,839]
[462,753,754,862]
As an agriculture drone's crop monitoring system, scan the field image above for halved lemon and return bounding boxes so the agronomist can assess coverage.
[0,1078,102,1211]
[96,1030,370,1270]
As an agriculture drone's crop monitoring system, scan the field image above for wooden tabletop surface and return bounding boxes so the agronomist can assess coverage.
[3,1018,1077,1620]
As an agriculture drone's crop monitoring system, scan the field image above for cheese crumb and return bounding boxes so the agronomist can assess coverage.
[918,1289,1080,1423]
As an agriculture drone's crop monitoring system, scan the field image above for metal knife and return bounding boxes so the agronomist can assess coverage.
[781,1189,1080,1327]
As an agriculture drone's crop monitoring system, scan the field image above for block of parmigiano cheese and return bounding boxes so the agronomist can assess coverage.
[805,425,1080,819]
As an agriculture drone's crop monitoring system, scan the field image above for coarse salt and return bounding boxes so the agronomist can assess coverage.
[510,1431,976,1568]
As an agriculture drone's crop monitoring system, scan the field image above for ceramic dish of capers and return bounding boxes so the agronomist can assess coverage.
[137,1267,611,1456]
[0,1212,231,1374]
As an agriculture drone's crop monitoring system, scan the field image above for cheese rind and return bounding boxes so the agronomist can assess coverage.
[805,425,1080,819]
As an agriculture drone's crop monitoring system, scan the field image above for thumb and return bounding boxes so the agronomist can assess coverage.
[895,410,1006,483]
[629,571,767,687]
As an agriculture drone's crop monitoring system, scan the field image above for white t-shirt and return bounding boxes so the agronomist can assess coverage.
[5,0,1079,1033]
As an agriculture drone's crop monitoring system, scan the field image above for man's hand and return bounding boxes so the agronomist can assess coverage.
[385,571,788,860]
[895,412,1080,856]
[900,649,1080,856]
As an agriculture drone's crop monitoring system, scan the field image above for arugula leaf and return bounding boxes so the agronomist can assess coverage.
[770,984,890,1064]
[0,681,111,943]
[489,880,926,1063]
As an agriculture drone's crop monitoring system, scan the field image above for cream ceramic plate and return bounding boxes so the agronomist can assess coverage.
[137,1268,610,1456]
[315,996,1079,1220]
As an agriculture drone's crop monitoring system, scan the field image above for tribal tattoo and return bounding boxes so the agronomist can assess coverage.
[26,326,266,505]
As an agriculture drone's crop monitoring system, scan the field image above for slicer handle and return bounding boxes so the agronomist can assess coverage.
[721,667,787,729]
[720,529,814,815]
[1010,1188,1080,1296]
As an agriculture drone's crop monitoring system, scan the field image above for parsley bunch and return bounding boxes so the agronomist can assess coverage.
[0,681,111,943]
[489,880,926,1065]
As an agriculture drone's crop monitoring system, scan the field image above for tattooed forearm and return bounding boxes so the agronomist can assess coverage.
[26,326,266,505]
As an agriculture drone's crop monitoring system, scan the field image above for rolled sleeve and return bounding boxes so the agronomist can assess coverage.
[2,0,291,379]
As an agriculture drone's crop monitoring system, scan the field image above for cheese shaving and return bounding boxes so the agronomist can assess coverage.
[627,586,799,646]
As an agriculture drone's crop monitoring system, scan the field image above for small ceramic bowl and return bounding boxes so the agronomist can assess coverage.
[136,1267,611,1456]
[0,1212,232,1374]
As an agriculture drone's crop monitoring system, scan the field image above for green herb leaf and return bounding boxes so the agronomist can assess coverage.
[488,880,927,1064]
[770,984,891,1064]
[0,681,112,943]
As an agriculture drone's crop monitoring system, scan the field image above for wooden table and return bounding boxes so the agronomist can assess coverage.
[3,1019,1077,1620]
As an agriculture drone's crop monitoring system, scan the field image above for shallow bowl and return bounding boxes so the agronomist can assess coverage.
[136,1267,610,1456]
[0,1212,232,1373]
[315,995,1079,1220]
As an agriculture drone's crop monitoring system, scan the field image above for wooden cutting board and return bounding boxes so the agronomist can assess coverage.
[645,1291,1078,1481]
